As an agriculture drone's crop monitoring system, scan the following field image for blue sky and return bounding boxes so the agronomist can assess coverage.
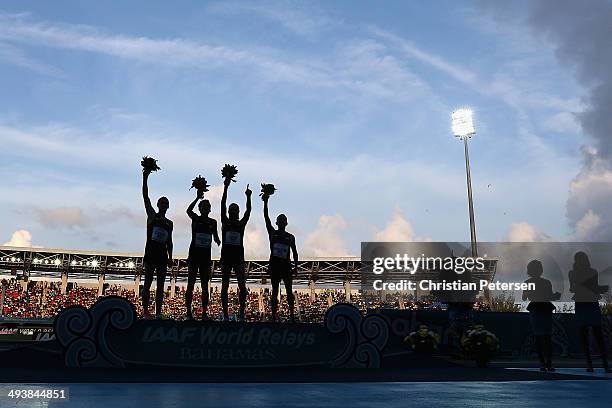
[0,1,591,256]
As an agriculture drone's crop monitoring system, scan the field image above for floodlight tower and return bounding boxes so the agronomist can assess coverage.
[451,108,478,257]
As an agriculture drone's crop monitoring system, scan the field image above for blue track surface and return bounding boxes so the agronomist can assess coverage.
[1,373,611,408]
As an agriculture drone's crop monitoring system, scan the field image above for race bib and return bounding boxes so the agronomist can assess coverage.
[195,233,212,248]
[272,243,290,259]
[225,231,241,246]
[151,226,168,243]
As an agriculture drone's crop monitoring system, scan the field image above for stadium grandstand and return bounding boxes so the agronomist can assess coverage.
[0,245,497,323]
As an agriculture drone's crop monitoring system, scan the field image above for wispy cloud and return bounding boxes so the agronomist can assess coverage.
[0,12,431,105]
[207,0,339,36]
[0,12,328,84]
[0,41,62,76]
[370,27,478,85]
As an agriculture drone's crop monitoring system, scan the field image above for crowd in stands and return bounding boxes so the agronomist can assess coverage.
[0,279,490,322]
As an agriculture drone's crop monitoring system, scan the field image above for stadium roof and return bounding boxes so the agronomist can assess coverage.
[0,246,497,284]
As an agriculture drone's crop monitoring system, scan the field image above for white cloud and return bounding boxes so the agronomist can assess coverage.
[244,222,269,258]
[3,229,34,247]
[483,1,612,240]
[373,206,417,242]
[574,210,601,240]
[32,206,87,229]
[503,222,551,242]
[566,149,612,240]
[303,215,349,257]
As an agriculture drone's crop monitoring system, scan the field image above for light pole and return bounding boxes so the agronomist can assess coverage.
[451,108,478,257]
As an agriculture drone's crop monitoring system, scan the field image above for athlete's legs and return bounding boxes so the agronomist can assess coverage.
[235,261,247,320]
[185,263,197,318]
[221,262,232,320]
[142,262,155,317]
[282,274,295,322]
[199,261,212,318]
[592,326,610,371]
[270,273,280,322]
[580,325,593,371]
[154,264,167,316]
[543,335,553,370]
[534,335,546,368]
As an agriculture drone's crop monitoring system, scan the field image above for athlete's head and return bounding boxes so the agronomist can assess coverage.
[276,214,288,229]
[198,199,211,215]
[573,251,591,272]
[228,203,240,219]
[157,196,169,212]
[526,260,543,278]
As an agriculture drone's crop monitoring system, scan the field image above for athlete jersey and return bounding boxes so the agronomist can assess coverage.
[144,213,173,264]
[189,216,217,262]
[221,218,246,261]
[269,229,294,263]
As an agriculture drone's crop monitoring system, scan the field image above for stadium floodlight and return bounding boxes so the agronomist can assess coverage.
[91,260,99,268]
[451,107,478,257]
[10,257,16,262]
[451,108,475,138]
[53,259,61,266]
[128,261,135,269]
[34,258,40,264]
[71,260,77,266]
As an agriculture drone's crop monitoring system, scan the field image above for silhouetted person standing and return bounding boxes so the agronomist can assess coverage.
[263,194,298,322]
[186,191,220,320]
[569,251,610,373]
[220,179,251,321]
[142,170,173,319]
[522,260,561,371]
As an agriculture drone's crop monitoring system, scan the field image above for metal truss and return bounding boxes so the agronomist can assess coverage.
[0,246,497,285]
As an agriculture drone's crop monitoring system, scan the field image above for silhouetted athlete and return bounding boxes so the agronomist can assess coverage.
[263,194,298,322]
[142,170,173,319]
[186,191,220,320]
[220,179,251,321]
[569,251,610,373]
[522,260,561,371]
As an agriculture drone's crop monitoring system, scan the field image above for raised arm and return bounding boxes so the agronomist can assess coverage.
[186,191,200,219]
[291,235,299,276]
[263,195,273,234]
[242,184,252,224]
[213,219,221,246]
[221,178,230,222]
[142,172,155,217]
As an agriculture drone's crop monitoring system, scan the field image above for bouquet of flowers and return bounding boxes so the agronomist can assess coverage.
[190,175,210,194]
[141,156,160,173]
[221,164,238,182]
[460,325,499,368]
[260,183,276,199]
[403,325,440,354]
